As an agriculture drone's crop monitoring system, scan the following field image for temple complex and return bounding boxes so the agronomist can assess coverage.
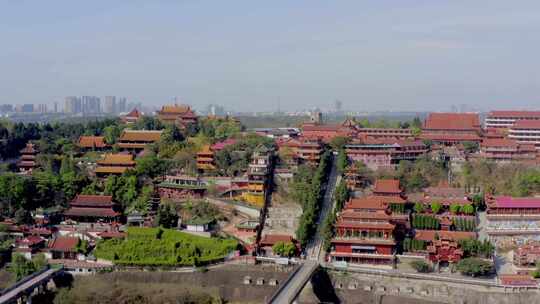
[64,194,120,223]
[78,136,107,151]
[17,142,38,174]
[345,138,428,170]
[156,104,198,126]
[158,175,207,201]
[421,112,482,145]
[117,129,163,152]
[479,138,537,164]
[121,108,142,124]
[485,195,540,245]
[95,153,136,176]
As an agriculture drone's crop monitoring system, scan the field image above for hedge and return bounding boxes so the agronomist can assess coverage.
[94,227,238,267]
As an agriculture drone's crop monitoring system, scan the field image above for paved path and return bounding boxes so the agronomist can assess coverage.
[268,261,319,304]
[305,156,340,263]
[0,268,59,304]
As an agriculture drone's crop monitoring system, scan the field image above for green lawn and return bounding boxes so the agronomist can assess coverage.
[94,227,237,267]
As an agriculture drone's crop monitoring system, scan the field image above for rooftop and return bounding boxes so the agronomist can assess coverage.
[48,236,79,252]
[423,112,481,131]
[414,230,476,242]
[488,111,540,118]
[97,153,135,166]
[373,179,402,194]
[119,129,163,142]
[78,136,107,148]
[511,119,540,129]
[260,234,294,246]
[71,195,113,206]
[490,196,540,209]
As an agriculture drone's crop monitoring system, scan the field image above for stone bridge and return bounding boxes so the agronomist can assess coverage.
[0,266,63,304]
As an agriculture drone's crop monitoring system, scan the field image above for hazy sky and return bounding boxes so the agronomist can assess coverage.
[1,0,540,112]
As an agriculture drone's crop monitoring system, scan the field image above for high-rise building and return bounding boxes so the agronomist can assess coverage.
[103,96,117,114]
[117,97,127,113]
[54,102,58,113]
[0,104,13,113]
[81,96,101,114]
[21,104,34,113]
[64,96,81,114]
[36,104,47,113]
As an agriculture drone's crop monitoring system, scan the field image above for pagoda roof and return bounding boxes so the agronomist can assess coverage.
[71,195,114,207]
[488,111,540,118]
[490,196,540,209]
[20,143,37,154]
[64,207,119,218]
[331,238,396,245]
[95,166,129,174]
[414,230,476,242]
[125,108,141,118]
[48,236,79,252]
[158,104,193,114]
[512,119,540,129]
[211,138,237,151]
[119,130,163,142]
[339,209,392,221]
[260,234,294,246]
[78,136,107,148]
[336,221,395,230]
[373,179,402,194]
[97,153,135,166]
[423,112,481,131]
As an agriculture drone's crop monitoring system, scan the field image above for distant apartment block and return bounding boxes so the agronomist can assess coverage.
[117,97,127,113]
[103,96,116,114]
[0,104,13,113]
[64,96,81,114]
[81,96,101,114]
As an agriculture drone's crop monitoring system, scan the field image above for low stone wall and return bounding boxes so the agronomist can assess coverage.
[325,270,539,304]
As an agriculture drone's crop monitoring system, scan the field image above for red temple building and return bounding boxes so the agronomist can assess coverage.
[356,128,414,141]
[345,138,428,170]
[46,236,80,260]
[64,195,120,223]
[117,130,163,152]
[513,241,540,267]
[330,195,409,265]
[196,145,215,172]
[17,143,38,174]
[373,179,404,198]
[485,196,540,244]
[409,185,471,208]
[259,234,296,256]
[121,108,142,124]
[485,110,540,130]
[301,120,357,143]
[158,175,207,201]
[95,153,136,176]
[277,136,324,165]
[414,230,476,263]
[479,138,537,164]
[508,119,540,150]
[78,136,108,151]
[157,104,198,126]
[421,113,482,145]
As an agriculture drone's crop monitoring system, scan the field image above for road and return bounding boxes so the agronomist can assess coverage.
[268,261,319,304]
[0,268,59,304]
[305,156,340,263]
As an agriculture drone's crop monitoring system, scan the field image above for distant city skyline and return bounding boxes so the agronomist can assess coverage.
[1,1,540,112]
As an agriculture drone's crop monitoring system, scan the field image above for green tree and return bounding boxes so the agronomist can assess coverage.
[9,254,36,280]
[456,258,494,277]
[414,202,424,214]
[430,202,442,214]
[336,149,348,173]
[329,136,351,151]
[410,260,432,273]
[462,204,475,215]
[450,204,461,214]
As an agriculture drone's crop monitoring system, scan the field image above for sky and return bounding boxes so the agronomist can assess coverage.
[1,0,540,112]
